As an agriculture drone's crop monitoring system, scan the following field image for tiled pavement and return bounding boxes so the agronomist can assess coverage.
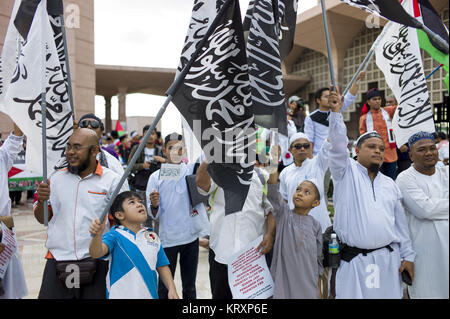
[11,199,212,299]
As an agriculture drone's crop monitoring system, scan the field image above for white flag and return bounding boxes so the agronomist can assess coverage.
[0,0,73,175]
[374,0,434,147]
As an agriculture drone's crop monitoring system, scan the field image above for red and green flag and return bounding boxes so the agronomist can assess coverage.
[115,120,125,137]
[413,0,449,91]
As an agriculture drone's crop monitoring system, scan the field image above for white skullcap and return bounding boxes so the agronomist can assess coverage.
[289,132,310,147]
[302,178,323,201]
[289,177,323,210]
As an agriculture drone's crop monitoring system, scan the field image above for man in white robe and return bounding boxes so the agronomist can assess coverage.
[327,88,415,299]
[279,132,332,233]
[0,121,28,299]
[396,132,449,299]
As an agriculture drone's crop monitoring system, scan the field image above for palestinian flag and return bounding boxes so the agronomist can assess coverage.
[412,0,449,91]
[115,120,125,137]
[8,150,42,191]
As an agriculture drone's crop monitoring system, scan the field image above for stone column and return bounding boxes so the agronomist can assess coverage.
[104,95,112,132]
[117,87,127,131]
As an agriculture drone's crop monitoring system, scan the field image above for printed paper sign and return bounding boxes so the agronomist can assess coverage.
[227,235,274,299]
[0,222,17,279]
[159,164,181,181]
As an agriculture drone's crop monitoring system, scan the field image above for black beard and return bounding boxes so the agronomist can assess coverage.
[368,163,380,175]
[68,160,90,175]
[68,149,92,175]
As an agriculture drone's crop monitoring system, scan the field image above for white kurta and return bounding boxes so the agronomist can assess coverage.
[279,141,332,233]
[328,112,415,299]
[0,133,28,299]
[396,165,449,299]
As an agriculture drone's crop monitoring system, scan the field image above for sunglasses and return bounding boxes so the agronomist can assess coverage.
[79,119,100,129]
[292,143,310,150]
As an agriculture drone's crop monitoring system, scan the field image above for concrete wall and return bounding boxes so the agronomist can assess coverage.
[0,0,95,139]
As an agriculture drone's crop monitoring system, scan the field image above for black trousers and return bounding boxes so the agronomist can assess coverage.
[158,239,199,299]
[38,259,108,299]
[209,249,233,299]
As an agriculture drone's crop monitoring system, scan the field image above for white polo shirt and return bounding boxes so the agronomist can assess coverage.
[35,162,128,261]
[198,170,273,265]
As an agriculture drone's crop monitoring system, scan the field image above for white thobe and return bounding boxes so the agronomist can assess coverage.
[328,112,415,299]
[197,171,273,265]
[396,165,449,299]
[0,133,28,299]
[279,141,332,233]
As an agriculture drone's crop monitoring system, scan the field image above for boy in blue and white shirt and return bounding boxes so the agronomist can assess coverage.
[89,191,179,299]
[147,133,210,299]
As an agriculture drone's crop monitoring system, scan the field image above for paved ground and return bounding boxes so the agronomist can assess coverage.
[11,199,212,299]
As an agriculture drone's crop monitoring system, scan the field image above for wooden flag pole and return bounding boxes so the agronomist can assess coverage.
[320,0,336,91]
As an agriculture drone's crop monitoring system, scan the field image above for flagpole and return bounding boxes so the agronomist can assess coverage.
[425,64,444,80]
[96,95,172,225]
[320,0,336,90]
[96,0,236,226]
[41,0,49,226]
[415,21,449,55]
[340,23,393,112]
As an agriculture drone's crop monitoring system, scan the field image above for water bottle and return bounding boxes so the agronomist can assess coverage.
[328,233,340,269]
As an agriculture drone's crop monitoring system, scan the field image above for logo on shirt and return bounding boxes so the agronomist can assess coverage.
[144,231,159,246]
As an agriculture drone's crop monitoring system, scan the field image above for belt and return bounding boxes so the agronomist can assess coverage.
[341,244,393,263]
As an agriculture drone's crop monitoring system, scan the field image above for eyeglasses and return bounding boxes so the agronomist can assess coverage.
[65,144,95,152]
[79,119,100,129]
[292,143,310,150]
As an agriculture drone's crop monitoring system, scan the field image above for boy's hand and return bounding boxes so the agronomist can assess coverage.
[256,233,274,255]
[149,190,160,207]
[0,243,4,254]
[167,289,180,299]
[37,179,50,202]
[270,144,281,162]
[89,218,106,237]
[142,161,151,169]
[153,155,166,163]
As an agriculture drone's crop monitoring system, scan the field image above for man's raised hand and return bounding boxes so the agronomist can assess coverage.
[329,85,343,113]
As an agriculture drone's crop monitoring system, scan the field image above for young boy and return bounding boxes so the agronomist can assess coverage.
[146,133,209,299]
[89,191,179,299]
[267,154,324,299]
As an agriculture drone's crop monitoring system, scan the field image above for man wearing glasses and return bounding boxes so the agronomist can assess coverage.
[34,128,128,299]
[77,114,129,189]
[279,132,332,234]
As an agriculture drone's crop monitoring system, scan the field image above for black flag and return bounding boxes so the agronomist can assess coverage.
[341,0,421,28]
[14,0,64,40]
[171,0,256,215]
[242,0,299,136]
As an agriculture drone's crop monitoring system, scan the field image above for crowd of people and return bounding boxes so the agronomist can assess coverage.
[0,77,448,299]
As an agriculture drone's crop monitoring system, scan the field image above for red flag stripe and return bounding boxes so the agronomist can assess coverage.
[8,166,24,178]
[412,0,421,18]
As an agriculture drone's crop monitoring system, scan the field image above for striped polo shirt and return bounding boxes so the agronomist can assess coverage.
[102,225,169,299]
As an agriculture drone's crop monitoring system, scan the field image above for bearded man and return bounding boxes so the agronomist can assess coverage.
[34,128,127,299]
